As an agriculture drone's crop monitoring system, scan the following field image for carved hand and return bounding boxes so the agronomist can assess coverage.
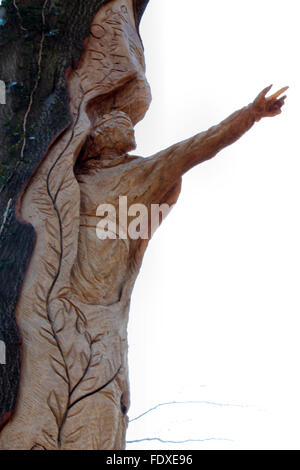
[252,85,288,122]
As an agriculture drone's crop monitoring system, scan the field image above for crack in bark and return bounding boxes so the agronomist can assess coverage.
[0,0,49,194]
[0,198,12,238]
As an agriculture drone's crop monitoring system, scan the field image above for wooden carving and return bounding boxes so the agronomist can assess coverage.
[0,0,287,450]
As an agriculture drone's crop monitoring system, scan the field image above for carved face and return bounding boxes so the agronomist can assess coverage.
[110,119,136,152]
[94,115,136,155]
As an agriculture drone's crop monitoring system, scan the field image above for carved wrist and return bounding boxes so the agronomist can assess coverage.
[251,102,264,122]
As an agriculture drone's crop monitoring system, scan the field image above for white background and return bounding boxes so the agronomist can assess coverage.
[127,0,300,449]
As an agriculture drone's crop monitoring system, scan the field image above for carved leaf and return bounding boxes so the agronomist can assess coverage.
[60,176,75,191]
[36,283,46,302]
[64,426,84,444]
[48,243,60,258]
[34,304,47,320]
[76,316,86,335]
[80,375,98,390]
[52,309,65,334]
[63,227,74,239]
[64,242,73,251]
[57,287,71,298]
[60,200,72,224]
[67,403,84,419]
[31,444,47,450]
[45,219,58,238]
[85,331,92,345]
[90,353,103,369]
[93,333,105,343]
[60,299,72,315]
[79,351,89,370]
[47,391,63,426]
[50,355,68,385]
[39,327,57,347]
[39,207,53,216]
[65,344,77,369]
[64,246,73,258]
[44,260,57,278]
[74,305,87,323]
[42,429,56,447]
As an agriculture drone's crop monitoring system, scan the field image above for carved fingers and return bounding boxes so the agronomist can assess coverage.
[253,85,288,121]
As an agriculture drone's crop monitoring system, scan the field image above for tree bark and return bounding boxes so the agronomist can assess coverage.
[0,0,149,439]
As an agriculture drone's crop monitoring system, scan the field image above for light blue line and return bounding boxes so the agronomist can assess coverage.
[130,400,248,423]
[127,437,233,444]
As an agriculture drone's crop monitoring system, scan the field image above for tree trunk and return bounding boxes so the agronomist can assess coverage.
[0,0,149,449]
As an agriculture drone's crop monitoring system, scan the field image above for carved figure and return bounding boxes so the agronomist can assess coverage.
[0,0,287,450]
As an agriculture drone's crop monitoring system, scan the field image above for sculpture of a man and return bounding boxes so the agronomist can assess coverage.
[73,86,287,308]
[0,0,287,450]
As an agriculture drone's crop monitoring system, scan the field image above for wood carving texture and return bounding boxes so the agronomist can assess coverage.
[0,0,149,433]
[0,0,286,451]
[0,0,150,450]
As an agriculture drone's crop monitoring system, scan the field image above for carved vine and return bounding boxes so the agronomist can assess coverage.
[31,5,136,447]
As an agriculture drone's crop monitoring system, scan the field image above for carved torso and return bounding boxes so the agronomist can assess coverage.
[72,154,181,305]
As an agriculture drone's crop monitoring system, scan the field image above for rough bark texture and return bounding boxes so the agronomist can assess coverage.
[0,0,149,433]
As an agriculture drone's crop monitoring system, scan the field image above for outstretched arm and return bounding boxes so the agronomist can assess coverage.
[148,86,287,179]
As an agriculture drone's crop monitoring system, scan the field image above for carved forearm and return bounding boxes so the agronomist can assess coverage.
[150,103,256,179]
[185,104,256,171]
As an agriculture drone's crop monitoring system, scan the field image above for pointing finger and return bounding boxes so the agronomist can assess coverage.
[260,84,273,97]
[268,86,289,100]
